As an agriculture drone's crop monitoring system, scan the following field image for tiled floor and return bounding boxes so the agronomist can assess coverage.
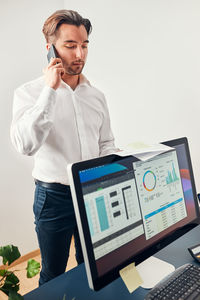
[8,241,77,296]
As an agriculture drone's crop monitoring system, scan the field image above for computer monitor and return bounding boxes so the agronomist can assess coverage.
[68,137,200,291]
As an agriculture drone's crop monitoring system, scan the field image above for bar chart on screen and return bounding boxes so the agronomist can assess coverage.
[83,177,144,259]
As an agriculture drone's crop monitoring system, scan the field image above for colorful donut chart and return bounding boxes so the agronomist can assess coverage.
[143,170,156,191]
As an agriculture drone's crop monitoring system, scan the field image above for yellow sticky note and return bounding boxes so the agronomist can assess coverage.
[119,263,143,293]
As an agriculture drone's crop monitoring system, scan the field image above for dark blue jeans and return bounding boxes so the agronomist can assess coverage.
[33,184,83,286]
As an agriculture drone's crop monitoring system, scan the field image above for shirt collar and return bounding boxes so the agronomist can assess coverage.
[60,74,91,90]
[79,74,91,86]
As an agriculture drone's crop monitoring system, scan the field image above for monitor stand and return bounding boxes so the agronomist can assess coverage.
[136,256,175,289]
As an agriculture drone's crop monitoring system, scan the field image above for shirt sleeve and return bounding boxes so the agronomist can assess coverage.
[98,95,118,156]
[10,85,57,156]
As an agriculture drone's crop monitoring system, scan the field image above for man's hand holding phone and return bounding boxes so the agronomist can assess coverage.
[44,57,65,90]
[44,45,64,90]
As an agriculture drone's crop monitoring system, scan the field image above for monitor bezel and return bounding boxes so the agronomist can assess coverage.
[69,137,200,291]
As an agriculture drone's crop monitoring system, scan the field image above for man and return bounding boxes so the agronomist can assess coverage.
[10,10,117,285]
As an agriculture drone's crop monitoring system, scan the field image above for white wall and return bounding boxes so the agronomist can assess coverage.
[0,0,64,256]
[2,0,200,256]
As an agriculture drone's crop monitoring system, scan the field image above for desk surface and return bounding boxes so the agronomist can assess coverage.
[24,225,200,300]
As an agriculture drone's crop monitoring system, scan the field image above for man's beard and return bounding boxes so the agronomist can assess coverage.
[64,61,85,75]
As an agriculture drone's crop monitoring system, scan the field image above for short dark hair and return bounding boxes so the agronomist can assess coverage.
[42,9,92,43]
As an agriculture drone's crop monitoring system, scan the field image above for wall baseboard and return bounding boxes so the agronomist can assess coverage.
[0,248,40,269]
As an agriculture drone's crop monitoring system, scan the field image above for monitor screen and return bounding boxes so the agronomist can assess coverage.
[68,137,200,291]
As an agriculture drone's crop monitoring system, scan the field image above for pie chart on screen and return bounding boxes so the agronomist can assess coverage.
[143,170,156,191]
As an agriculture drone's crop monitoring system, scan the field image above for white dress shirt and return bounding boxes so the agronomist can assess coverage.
[11,75,117,185]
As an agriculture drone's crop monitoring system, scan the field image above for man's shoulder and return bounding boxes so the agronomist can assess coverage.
[80,74,105,99]
[16,76,45,94]
[90,84,104,97]
[84,81,106,103]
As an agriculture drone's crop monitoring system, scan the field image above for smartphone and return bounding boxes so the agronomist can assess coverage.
[47,44,59,63]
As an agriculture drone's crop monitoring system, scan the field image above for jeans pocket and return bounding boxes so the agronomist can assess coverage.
[33,185,47,220]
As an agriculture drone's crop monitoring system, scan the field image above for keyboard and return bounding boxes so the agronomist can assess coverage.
[144,263,200,300]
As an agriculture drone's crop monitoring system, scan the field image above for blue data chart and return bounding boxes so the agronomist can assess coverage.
[85,202,94,236]
[166,163,179,185]
[95,196,109,232]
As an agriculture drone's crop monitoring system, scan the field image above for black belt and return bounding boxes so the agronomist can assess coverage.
[35,180,70,192]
